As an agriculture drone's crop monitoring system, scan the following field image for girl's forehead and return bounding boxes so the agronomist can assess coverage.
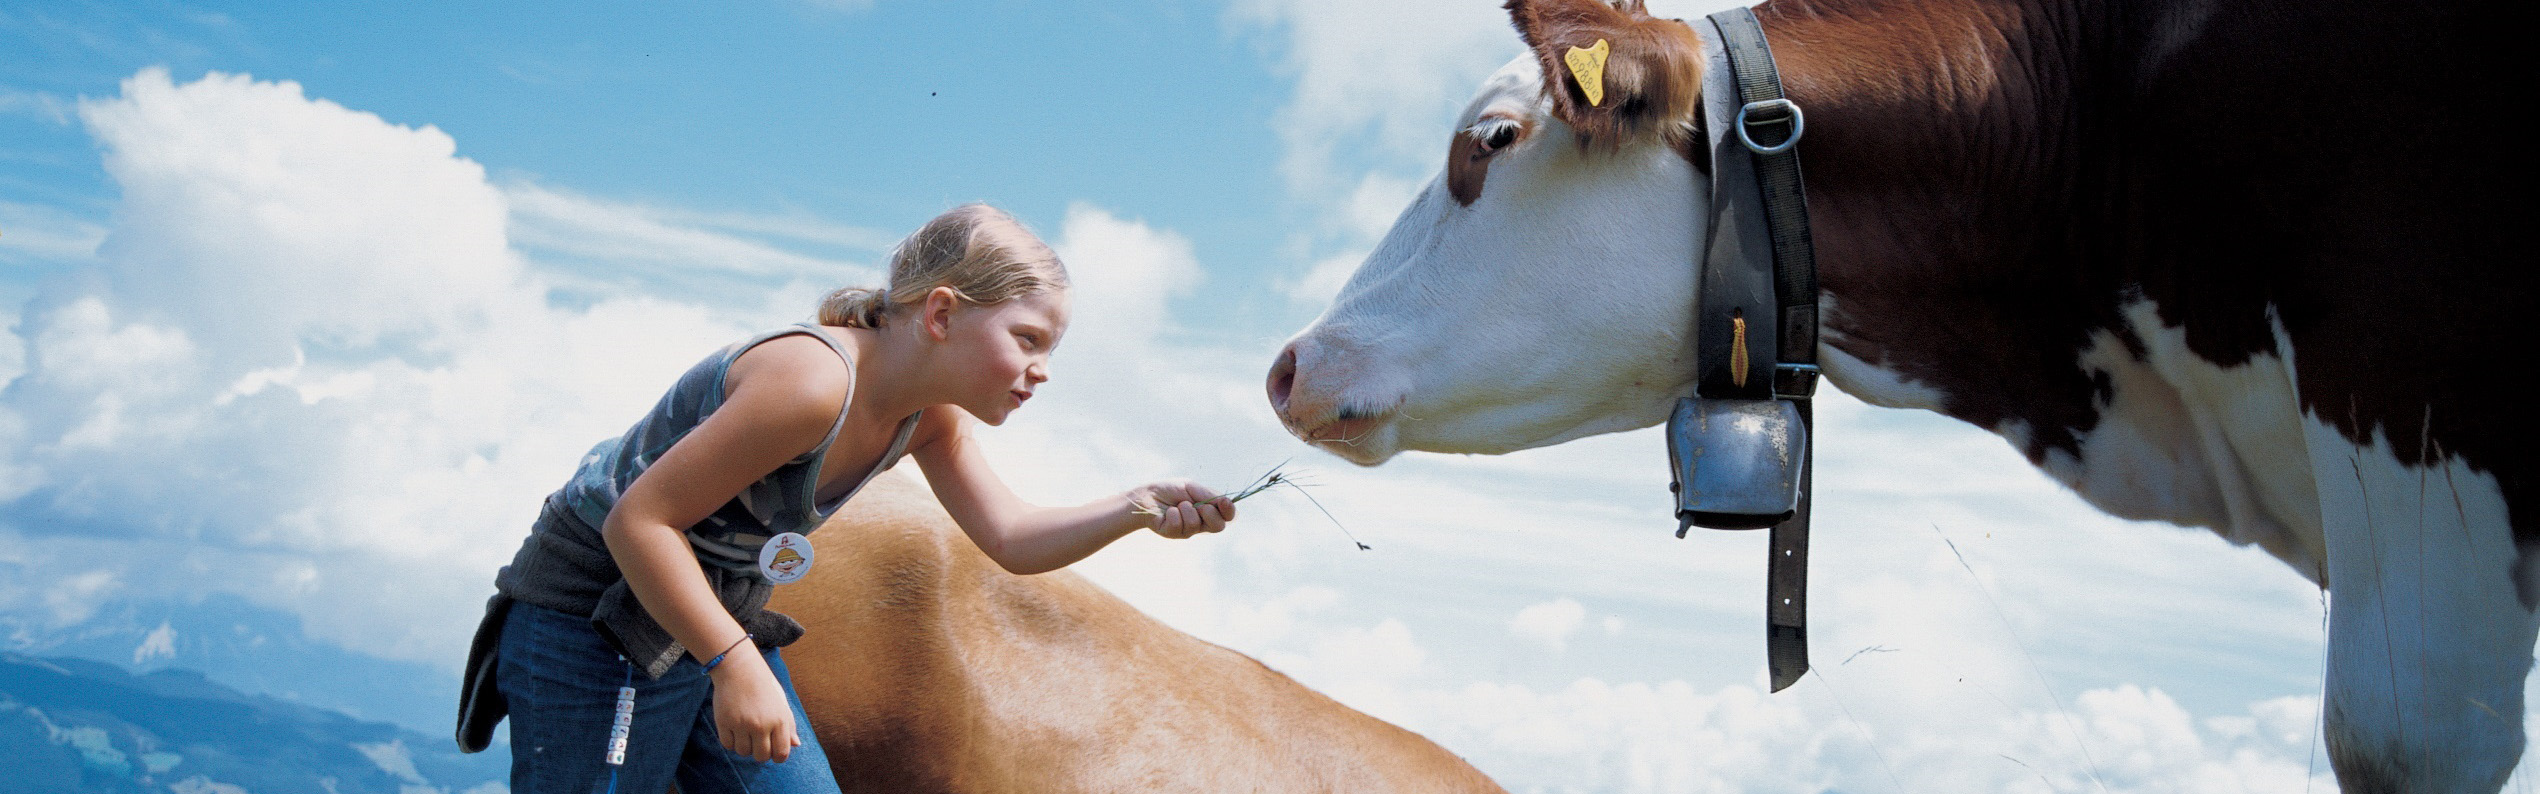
[1009,289,1070,326]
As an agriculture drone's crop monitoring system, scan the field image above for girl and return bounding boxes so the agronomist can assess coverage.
[458,204,1236,794]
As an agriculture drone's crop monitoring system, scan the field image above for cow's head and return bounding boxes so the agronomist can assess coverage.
[1267,0,1709,465]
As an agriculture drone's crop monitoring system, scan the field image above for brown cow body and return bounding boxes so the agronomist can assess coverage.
[770,472,1507,794]
[1763,0,2533,559]
[1768,1,2533,787]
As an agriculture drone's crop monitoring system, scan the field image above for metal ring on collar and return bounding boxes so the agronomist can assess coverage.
[1735,98,1804,155]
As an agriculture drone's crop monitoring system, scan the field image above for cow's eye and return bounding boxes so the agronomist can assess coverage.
[1468,118,1523,156]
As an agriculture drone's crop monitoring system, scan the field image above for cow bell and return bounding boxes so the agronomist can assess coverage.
[1665,396,1807,534]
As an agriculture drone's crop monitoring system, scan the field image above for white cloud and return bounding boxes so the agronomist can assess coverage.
[353,739,428,785]
[169,777,251,794]
[1050,203,1205,357]
[1510,597,1587,653]
[503,181,886,304]
[1384,676,2343,793]
[133,619,176,665]
[79,69,521,360]
[0,86,74,125]
[0,309,20,387]
[1229,0,1514,197]
[0,68,795,662]
[1,199,108,263]
[1229,0,1747,255]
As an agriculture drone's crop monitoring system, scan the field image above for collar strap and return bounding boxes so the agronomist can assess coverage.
[1690,6,1819,693]
[1696,6,1820,402]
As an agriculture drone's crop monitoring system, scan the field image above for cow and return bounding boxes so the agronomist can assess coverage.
[771,471,1508,794]
[1262,0,2535,790]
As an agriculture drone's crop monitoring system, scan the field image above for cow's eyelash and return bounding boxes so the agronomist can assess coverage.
[1464,117,1523,142]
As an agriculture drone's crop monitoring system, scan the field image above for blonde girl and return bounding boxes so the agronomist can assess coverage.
[459,204,1235,794]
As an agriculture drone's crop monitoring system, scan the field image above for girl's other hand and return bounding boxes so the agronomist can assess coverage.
[707,648,801,763]
[1132,480,1235,539]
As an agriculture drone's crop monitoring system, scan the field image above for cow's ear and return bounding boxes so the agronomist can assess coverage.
[1506,0,1702,150]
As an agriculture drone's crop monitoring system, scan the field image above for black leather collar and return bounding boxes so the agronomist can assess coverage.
[1686,6,1821,693]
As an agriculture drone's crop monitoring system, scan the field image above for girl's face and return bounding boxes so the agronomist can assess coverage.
[934,288,1069,425]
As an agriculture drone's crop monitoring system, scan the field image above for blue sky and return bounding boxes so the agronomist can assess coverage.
[5,1,2533,792]
[2,1,1312,327]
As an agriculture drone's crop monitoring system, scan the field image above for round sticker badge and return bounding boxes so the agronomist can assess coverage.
[758,532,815,584]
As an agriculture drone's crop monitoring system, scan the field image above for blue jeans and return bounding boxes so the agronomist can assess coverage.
[497,602,841,794]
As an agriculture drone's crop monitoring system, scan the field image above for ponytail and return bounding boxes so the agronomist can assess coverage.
[817,285,898,329]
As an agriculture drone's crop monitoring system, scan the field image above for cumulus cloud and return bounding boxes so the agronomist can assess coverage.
[0,68,807,662]
[1369,674,2343,793]
[1510,597,1587,653]
[1229,0,1514,197]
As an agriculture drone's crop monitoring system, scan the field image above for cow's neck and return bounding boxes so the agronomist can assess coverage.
[1757,0,2124,462]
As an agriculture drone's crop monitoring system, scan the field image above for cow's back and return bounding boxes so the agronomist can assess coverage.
[769,473,1504,794]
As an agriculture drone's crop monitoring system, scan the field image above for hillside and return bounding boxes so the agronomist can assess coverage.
[0,652,505,794]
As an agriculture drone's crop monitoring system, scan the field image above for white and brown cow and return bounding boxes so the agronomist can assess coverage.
[773,472,1508,794]
[1265,0,2535,790]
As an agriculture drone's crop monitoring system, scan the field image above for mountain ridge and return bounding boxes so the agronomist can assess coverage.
[0,650,506,794]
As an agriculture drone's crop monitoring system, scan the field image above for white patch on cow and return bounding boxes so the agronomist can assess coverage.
[2124,302,2323,572]
[1817,294,1946,410]
[2301,412,2531,790]
[2025,301,2324,580]
[2037,302,2535,788]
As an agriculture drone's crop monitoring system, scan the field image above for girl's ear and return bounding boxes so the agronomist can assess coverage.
[922,286,960,341]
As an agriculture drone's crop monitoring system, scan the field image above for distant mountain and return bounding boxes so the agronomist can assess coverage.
[0,651,507,794]
[2,594,462,735]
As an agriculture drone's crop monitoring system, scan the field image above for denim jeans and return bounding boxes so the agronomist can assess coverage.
[497,601,841,794]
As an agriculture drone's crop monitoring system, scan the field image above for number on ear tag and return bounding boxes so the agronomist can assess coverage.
[1564,39,1611,107]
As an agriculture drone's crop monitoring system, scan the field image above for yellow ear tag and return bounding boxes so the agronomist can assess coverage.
[1564,39,1611,107]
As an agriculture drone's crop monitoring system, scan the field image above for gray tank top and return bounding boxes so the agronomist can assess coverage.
[492,322,919,678]
[559,322,920,572]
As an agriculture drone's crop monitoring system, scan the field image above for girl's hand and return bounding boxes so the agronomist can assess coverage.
[707,647,801,764]
[1132,480,1236,539]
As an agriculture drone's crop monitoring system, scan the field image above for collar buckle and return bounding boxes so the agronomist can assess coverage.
[1735,98,1806,154]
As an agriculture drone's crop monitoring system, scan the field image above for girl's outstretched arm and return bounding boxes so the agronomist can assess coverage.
[909,405,1234,575]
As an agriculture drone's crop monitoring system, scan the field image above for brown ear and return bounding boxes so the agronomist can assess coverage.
[1505,0,1702,150]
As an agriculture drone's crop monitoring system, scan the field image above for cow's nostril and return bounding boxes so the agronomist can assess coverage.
[1267,346,1298,414]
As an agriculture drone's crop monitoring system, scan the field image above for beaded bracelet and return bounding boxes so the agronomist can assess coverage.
[702,633,755,673]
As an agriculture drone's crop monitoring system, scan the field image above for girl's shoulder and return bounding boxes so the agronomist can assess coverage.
[723,330,855,411]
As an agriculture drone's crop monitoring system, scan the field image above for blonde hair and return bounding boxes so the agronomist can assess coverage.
[818,204,1068,328]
